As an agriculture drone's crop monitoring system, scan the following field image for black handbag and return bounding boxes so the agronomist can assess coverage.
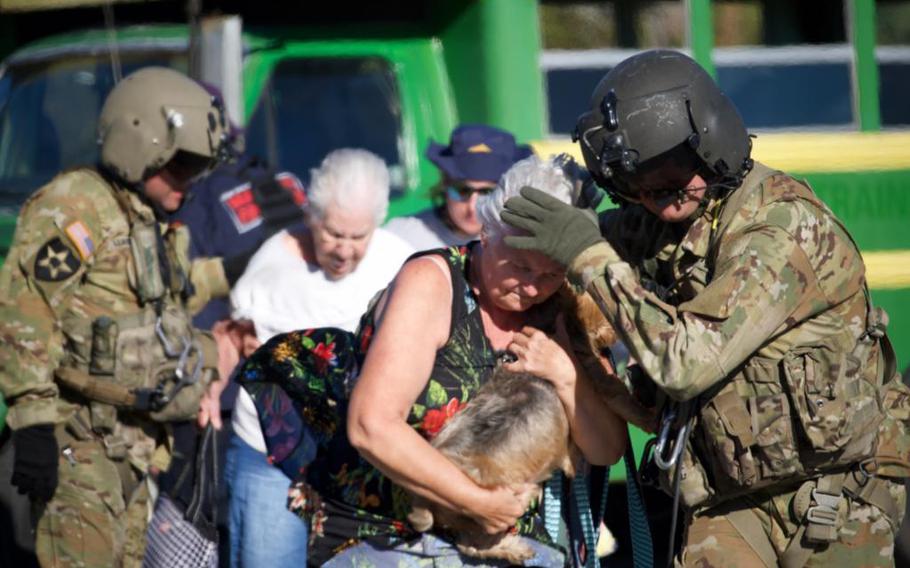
[143,424,219,568]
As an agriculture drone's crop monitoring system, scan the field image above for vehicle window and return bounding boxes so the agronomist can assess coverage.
[0,53,186,211]
[715,49,853,129]
[539,0,864,134]
[245,56,406,196]
[877,0,910,127]
[879,56,910,126]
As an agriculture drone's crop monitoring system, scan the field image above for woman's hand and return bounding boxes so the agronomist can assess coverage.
[212,319,242,380]
[509,319,629,466]
[197,382,224,429]
[468,483,539,535]
[505,326,577,394]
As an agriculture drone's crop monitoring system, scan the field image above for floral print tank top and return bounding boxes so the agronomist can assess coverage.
[238,244,559,565]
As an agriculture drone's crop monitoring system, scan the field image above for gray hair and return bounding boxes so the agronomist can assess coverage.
[307,148,390,224]
[476,154,583,240]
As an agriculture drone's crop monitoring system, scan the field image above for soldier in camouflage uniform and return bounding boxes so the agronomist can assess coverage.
[502,50,910,567]
[0,67,236,567]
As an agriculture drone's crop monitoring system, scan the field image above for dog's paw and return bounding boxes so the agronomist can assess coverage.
[407,507,434,532]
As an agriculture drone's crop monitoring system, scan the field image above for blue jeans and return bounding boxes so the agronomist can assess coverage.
[224,434,308,567]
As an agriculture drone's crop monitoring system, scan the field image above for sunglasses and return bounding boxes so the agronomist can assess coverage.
[445,184,496,202]
[616,182,735,205]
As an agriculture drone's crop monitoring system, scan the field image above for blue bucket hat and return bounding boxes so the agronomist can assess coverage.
[426,124,534,183]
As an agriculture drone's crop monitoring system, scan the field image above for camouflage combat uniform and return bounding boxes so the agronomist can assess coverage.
[570,162,910,567]
[0,168,227,567]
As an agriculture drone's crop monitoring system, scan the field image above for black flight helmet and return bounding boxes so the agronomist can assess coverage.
[574,50,752,202]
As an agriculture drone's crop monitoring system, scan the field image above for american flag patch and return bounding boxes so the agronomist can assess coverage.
[64,221,95,261]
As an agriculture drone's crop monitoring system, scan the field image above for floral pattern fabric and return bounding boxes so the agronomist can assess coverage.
[236,244,563,566]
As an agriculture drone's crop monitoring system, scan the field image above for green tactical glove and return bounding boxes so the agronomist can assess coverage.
[501,186,604,267]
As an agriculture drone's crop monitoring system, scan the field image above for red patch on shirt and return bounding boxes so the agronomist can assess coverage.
[220,172,306,234]
[276,172,307,207]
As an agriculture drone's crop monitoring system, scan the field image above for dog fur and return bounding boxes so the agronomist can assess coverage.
[408,368,574,563]
[558,284,657,432]
[407,284,653,563]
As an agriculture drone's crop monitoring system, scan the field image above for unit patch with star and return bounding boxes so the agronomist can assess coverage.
[33,237,81,282]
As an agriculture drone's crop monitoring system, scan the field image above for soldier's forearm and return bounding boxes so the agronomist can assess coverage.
[0,319,63,428]
[186,257,231,314]
[3,393,59,429]
[576,227,813,401]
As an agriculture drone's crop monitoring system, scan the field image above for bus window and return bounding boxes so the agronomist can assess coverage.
[244,57,406,196]
[716,47,854,129]
[539,1,688,135]
[539,0,876,134]
[876,0,910,127]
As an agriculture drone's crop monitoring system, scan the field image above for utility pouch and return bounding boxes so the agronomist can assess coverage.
[115,307,190,390]
[89,316,118,375]
[64,407,96,441]
[782,347,881,464]
[691,361,802,501]
[62,306,213,423]
[90,400,118,434]
[699,385,758,488]
[130,222,166,303]
[163,225,191,298]
[661,438,715,509]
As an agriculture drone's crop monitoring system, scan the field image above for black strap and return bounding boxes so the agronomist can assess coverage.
[183,424,219,543]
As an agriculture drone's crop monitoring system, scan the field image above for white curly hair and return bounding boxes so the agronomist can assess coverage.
[307,148,390,225]
[475,154,584,240]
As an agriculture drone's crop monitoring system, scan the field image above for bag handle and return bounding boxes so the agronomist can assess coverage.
[184,423,219,543]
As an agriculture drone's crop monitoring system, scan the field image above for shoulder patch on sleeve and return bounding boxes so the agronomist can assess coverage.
[276,172,307,207]
[33,237,81,282]
[220,182,261,234]
[64,221,95,261]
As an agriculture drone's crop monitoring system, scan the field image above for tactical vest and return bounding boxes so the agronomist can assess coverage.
[55,182,217,445]
[655,164,910,510]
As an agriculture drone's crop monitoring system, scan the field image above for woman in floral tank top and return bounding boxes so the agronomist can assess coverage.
[238,156,627,566]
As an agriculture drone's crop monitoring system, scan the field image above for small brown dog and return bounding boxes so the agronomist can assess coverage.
[559,284,657,432]
[407,285,653,563]
[407,368,575,564]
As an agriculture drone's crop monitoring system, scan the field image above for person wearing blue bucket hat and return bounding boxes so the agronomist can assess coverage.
[386,124,534,250]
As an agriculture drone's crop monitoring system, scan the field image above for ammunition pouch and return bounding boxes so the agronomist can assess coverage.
[58,305,218,426]
[668,326,889,509]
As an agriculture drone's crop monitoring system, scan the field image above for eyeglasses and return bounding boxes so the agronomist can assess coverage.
[637,185,705,202]
[445,184,495,202]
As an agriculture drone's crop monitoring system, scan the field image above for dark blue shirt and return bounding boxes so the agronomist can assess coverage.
[173,156,306,330]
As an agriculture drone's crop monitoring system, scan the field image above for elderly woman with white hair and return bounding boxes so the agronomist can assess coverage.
[235,154,626,566]
[222,148,414,568]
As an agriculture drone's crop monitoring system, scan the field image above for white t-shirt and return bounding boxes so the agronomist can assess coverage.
[384,208,475,251]
[230,225,414,452]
